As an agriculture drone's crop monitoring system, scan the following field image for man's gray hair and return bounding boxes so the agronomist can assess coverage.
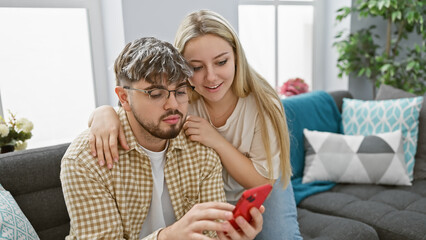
[114,37,193,85]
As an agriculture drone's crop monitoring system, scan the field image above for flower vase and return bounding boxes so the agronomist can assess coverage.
[1,145,15,154]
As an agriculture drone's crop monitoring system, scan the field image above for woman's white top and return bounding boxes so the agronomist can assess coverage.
[188,94,281,201]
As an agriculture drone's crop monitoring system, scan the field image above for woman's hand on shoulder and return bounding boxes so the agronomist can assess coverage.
[183,115,225,150]
[88,105,129,169]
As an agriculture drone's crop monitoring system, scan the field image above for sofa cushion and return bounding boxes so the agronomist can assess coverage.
[342,96,423,180]
[0,185,39,240]
[297,208,379,240]
[376,84,426,180]
[303,129,410,186]
[299,179,426,240]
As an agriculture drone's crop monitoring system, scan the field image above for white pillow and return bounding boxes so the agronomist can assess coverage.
[302,129,411,186]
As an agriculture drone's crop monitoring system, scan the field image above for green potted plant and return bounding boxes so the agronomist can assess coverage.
[334,0,425,97]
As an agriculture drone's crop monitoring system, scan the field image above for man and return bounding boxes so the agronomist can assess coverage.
[61,37,263,240]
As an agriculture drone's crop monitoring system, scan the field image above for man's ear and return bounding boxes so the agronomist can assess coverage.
[115,86,131,111]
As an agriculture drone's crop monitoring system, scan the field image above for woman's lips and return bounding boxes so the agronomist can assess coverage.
[204,82,223,92]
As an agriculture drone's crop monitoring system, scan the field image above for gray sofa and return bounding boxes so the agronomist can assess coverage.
[0,143,70,240]
[295,88,426,240]
[0,88,424,240]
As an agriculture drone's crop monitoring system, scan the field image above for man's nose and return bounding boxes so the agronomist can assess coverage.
[163,92,179,109]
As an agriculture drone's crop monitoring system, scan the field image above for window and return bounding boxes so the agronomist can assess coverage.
[238,0,314,90]
[0,0,107,149]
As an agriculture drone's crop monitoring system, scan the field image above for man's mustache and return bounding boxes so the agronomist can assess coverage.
[161,110,184,120]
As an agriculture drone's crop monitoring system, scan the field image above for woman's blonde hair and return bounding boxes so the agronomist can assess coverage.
[174,9,292,187]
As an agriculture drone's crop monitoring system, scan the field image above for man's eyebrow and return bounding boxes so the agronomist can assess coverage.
[143,84,165,90]
[176,82,190,87]
[144,82,188,90]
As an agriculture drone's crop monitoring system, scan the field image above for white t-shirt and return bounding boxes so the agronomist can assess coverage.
[188,94,281,201]
[139,143,175,239]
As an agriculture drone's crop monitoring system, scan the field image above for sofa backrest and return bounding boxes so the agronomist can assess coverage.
[327,90,353,113]
[0,143,70,240]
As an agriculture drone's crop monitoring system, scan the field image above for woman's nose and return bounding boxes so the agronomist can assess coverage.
[205,66,216,82]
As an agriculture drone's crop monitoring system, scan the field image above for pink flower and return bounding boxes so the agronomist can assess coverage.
[279,78,309,97]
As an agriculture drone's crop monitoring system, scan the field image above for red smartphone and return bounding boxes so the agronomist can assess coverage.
[229,183,273,230]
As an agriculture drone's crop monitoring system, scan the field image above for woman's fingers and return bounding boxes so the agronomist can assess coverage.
[118,125,129,150]
[89,133,97,157]
[102,134,113,169]
[95,135,105,166]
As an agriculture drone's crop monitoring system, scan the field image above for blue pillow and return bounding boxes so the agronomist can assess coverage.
[342,97,423,180]
[283,91,342,204]
[0,184,39,240]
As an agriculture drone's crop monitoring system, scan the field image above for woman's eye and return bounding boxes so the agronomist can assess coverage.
[218,59,227,66]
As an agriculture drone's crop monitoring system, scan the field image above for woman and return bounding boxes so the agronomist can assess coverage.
[89,10,301,239]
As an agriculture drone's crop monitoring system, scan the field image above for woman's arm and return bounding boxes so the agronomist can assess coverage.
[183,115,273,189]
[88,105,129,168]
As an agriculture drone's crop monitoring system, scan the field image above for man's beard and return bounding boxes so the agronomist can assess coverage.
[131,107,185,139]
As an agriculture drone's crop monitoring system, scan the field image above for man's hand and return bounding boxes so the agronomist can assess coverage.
[217,206,264,240]
[158,202,234,240]
[158,203,265,240]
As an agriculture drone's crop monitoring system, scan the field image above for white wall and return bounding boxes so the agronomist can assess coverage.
[100,0,125,106]
[313,0,351,91]
[122,0,238,43]
[100,0,239,106]
[100,0,351,104]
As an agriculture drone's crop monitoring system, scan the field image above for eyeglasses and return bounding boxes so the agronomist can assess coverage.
[123,85,195,104]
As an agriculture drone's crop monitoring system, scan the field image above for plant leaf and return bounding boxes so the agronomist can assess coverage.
[406,61,416,71]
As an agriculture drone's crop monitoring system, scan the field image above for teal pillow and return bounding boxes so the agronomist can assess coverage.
[283,91,341,204]
[0,184,39,240]
[342,97,423,180]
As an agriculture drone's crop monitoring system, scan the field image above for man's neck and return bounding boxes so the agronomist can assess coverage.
[125,112,168,152]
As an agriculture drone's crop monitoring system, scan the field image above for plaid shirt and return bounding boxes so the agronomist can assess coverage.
[61,108,226,240]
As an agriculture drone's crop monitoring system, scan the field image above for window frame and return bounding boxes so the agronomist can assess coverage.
[238,0,317,89]
[0,0,109,117]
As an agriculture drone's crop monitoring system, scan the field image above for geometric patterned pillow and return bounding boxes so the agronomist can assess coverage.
[342,97,423,180]
[303,129,411,186]
[0,184,39,240]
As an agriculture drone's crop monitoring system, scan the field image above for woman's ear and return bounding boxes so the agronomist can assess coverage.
[115,86,131,111]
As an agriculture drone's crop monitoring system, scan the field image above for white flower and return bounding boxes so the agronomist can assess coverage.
[0,124,9,137]
[15,141,28,151]
[16,118,34,133]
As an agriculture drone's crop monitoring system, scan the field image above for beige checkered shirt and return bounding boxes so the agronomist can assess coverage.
[61,108,226,240]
